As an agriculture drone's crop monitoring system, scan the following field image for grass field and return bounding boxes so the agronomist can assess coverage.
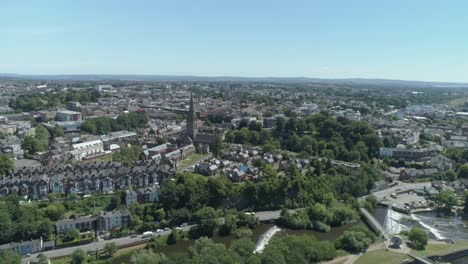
[355,240,468,264]
[447,97,468,106]
[355,249,411,264]
[176,153,210,172]
[416,240,468,257]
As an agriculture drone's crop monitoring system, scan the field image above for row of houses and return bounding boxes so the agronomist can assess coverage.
[379,147,433,161]
[56,209,131,235]
[125,186,160,205]
[0,160,173,200]
[0,237,55,256]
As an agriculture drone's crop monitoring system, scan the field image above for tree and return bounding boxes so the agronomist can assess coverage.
[408,227,428,250]
[65,227,80,242]
[0,249,21,264]
[36,220,54,240]
[434,189,457,212]
[210,131,223,158]
[335,225,376,253]
[51,125,64,138]
[230,238,255,261]
[219,213,237,236]
[44,204,65,221]
[0,155,13,177]
[362,195,378,212]
[113,145,141,167]
[130,249,167,264]
[189,237,239,264]
[192,207,219,237]
[22,125,49,155]
[107,193,122,211]
[36,253,48,264]
[459,164,468,178]
[261,235,336,264]
[279,209,310,229]
[104,242,117,257]
[0,211,13,243]
[71,248,87,264]
[167,228,180,245]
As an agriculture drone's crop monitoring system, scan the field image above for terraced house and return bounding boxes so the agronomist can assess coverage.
[0,160,173,200]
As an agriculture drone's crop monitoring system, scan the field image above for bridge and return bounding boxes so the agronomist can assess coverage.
[359,207,386,239]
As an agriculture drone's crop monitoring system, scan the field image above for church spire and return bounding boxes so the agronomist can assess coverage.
[186,90,197,140]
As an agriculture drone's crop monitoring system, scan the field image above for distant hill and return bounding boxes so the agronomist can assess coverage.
[1,73,467,87]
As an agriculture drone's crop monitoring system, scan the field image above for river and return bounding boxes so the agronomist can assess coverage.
[373,207,468,241]
[153,222,357,255]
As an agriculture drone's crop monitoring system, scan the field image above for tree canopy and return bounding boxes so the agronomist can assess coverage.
[82,112,148,135]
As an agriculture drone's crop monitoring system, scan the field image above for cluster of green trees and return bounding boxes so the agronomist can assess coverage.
[82,112,148,135]
[433,189,458,213]
[407,227,428,250]
[0,195,55,244]
[0,192,126,245]
[335,225,377,252]
[9,89,101,112]
[129,234,336,264]
[0,249,21,264]
[62,192,124,216]
[22,125,50,155]
[129,197,258,239]
[129,159,378,235]
[0,154,14,177]
[113,145,141,166]
[157,154,379,213]
[226,112,382,163]
[279,202,358,232]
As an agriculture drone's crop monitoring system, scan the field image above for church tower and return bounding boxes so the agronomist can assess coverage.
[186,91,197,140]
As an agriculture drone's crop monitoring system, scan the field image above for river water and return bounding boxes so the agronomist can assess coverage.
[373,207,468,241]
[153,222,357,256]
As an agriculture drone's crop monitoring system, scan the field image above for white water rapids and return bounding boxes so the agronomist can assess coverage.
[253,225,281,253]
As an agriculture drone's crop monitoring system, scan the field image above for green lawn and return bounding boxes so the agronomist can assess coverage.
[355,250,411,264]
[355,241,468,264]
[416,240,468,257]
[177,153,210,172]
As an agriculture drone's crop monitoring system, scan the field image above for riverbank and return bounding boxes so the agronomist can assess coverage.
[353,240,468,264]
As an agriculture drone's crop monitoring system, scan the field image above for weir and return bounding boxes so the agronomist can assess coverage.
[253,225,281,253]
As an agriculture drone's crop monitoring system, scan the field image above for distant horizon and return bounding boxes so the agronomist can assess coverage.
[2,72,468,85]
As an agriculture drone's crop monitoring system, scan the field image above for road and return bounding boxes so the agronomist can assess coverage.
[23,210,283,263]
[254,210,282,221]
[22,225,195,264]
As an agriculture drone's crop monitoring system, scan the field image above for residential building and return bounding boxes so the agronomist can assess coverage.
[71,140,105,161]
[56,215,95,234]
[379,147,432,161]
[0,237,51,255]
[125,189,138,206]
[96,210,131,232]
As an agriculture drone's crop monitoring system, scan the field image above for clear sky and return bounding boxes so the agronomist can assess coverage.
[1,0,468,82]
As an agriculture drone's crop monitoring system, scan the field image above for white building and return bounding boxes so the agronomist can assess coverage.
[71,140,104,160]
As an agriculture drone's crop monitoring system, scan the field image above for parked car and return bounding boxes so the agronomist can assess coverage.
[142,231,153,238]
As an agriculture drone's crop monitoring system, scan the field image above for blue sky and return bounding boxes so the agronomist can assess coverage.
[1,0,468,82]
